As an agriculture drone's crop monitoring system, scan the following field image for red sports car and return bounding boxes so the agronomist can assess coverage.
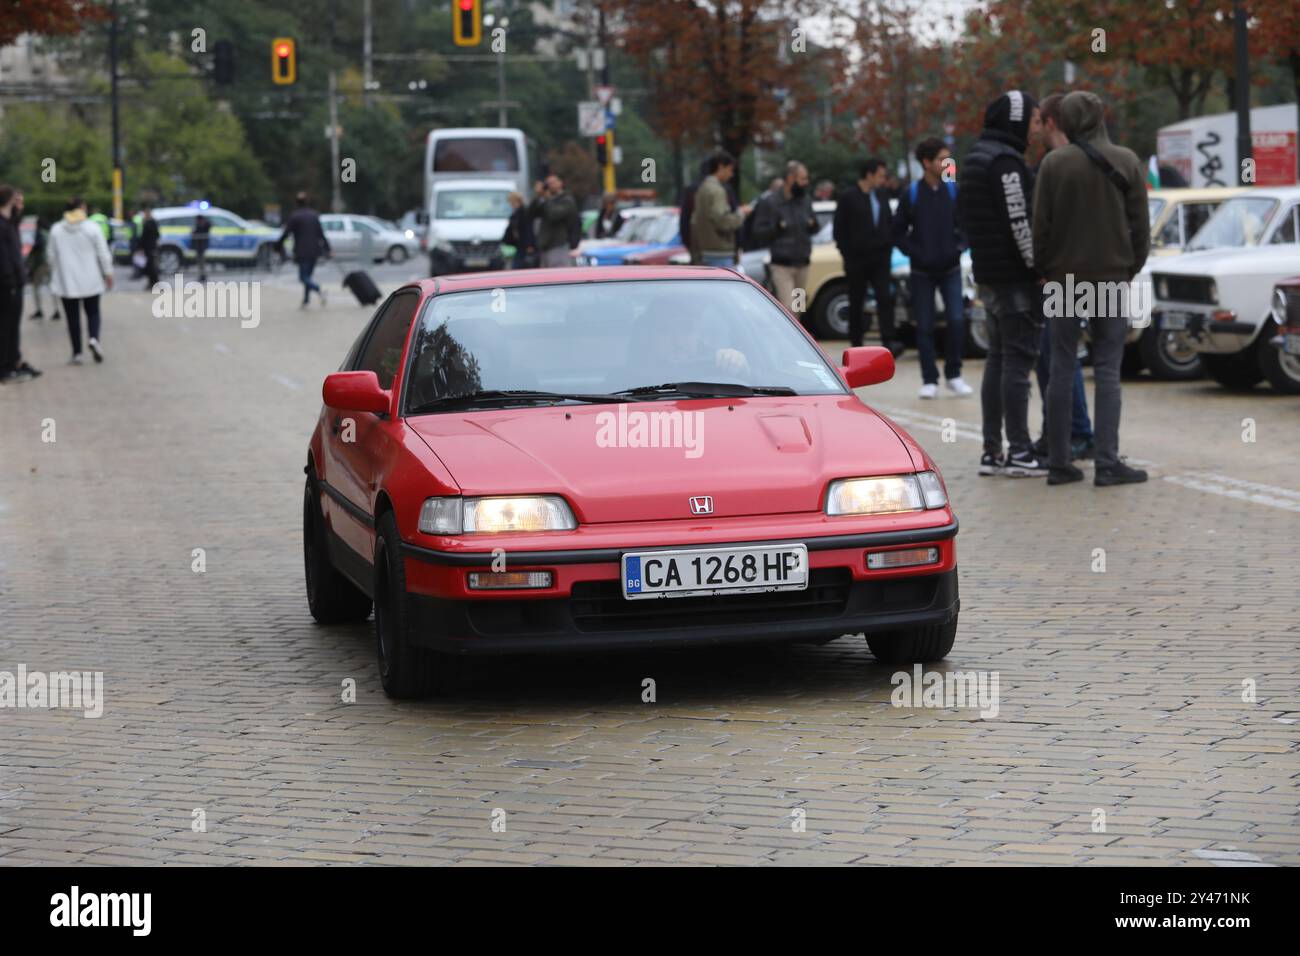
[303,266,959,697]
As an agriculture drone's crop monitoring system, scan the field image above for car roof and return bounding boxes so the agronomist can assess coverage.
[432,178,517,192]
[1220,186,1300,201]
[418,265,749,296]
[1149,187,1249,201]
[153,205,238,218]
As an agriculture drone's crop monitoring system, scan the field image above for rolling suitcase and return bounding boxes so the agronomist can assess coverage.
[342,269,381,306]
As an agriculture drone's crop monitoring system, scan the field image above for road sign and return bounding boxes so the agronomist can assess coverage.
[578,101,605,136]
[594,84,614,106]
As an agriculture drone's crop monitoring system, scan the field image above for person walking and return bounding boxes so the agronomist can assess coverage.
[191,213,211,283]
[893,137,973,399]
[690,151,751,269]
[959,90,1048,478]
[139,204,160,289]
[1033,90,1150,487]
[25,216,62,322]
[278,192,330,308]
[502,191,537,269]
[1031,92,1095,463]
[0,184,35,383]
[751,160,820,315]
[47,195,114,365]
[528,174,581,268]
[834,158,904,355]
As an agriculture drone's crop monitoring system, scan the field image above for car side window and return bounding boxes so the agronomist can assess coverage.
[1183,203,1216,242]
[1155,209,1183,247]
[323,219,345,233]
[356,292,419,391]
[1268,206,1297,245]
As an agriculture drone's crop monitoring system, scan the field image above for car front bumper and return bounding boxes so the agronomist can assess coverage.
[399,520,959,654]
[1153,305,1259,354]
[429,247,504,274]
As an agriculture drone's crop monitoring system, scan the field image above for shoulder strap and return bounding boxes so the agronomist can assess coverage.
[1069,136,1130,195]
[947,180,958,201]
[909,180,918,205]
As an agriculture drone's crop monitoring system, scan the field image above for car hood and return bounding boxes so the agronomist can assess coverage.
[431,218,508,242]
[405,396,917,523]
[1159,245,1300,277]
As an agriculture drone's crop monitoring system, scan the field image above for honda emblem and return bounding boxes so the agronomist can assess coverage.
[689,496,713,515]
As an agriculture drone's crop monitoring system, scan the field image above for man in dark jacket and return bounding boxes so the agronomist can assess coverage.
[139,204,160,288]
[528,174,581,268]
[893,137,972,398]
[751,160,819,314]
[834,158,903,355]
[191,213,211,283]
[0,184,27,383]
[959,90,1045,477]
[1034,90,1150,487]
[502,191,536,268]
[278,192,331,307]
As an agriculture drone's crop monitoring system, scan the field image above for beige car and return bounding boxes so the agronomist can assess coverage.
[1125,186,1246,379]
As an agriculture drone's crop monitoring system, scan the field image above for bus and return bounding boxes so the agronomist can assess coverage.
[423,128,532,210]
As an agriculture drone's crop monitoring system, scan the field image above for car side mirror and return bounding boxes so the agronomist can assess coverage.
[323,370,391,415]
[841,346,895,388]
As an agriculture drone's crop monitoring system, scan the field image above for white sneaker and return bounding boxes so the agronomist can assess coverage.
[88,338,103,363]
[918,383,939,399]
[946,376,974,396]
[68,353,84,365]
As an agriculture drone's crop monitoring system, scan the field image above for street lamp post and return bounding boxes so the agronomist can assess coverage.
[110,0,123,220]
[1233,0,1252,185]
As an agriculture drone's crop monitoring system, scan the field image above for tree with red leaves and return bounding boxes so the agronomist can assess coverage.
[0,0,107,49]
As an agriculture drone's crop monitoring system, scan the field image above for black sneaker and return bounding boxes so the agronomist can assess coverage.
[1047,464,1085,485]
[1005,452,1049,478]
[1030,436,1048,460]
[16,361,42,379]
[884,339,906,358]
[979,453,1005,476]
[1095,461,1148,487]
[1071,437,1095,460]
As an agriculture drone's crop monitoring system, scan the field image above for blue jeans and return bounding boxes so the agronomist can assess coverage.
[298,257,321,302]
[1036,320,1093,440]
[700,252,737,270]
[911,267,965,383]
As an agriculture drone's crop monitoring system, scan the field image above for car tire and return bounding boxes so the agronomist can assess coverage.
[1257,321,1300,394]
[1138,324,1203,380]
[303,477,372,625]
[810,280,852,339]
[374,511,453,698]
[963,303,989,358]
[387,245,409,265]
[1202,351,1264,390]
[866,620,957,665]
[157,246,183,275]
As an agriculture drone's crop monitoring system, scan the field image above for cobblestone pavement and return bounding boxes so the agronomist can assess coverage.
[1,280,1297,866]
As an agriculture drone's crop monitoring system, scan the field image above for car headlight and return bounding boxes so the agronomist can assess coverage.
[418,495,577,534]
[1272,288,1287,325]
[826,472,947,516]
[1156,278,1169,300]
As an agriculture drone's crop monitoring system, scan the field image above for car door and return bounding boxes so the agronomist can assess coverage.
[324,217,356,258]
[322,290,421,560]
[204,213,243,262]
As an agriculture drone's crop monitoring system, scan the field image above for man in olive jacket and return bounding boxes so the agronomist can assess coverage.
[1033,90,1149,488]
[689,151,751,267]
[529,174,581,268]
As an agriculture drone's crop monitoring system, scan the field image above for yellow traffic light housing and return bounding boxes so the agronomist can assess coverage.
[453,0,482,47]
[272,37,296,85]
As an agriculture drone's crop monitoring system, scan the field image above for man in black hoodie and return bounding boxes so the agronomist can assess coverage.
[959,90,1045,477]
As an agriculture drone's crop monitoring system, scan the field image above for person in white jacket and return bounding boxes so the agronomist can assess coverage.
[47,196,114,364]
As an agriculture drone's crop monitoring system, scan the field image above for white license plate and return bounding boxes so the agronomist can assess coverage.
[1285,334,1300,356]
[464,256,489,268]
[622,543,808,600]
[1162,311,1192,331]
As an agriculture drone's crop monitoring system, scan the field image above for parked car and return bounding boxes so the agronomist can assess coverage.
[321,214,420,264]
[303,266,960,696]
[1266,276,1300,393]
[111,204,280,274]
[1150,186,1300,392]
[425,179,514,276]
[575,205,676,259]
[1120,187,1246,380]
[575,211,680,266]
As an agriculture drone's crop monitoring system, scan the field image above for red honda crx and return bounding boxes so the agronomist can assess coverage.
[303,266,959,697]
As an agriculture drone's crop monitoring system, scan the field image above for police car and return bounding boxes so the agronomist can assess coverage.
[114,203,281,274]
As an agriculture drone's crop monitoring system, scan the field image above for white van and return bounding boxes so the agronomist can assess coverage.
[426,179,515,276]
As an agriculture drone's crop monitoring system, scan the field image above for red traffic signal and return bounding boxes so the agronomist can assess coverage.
[271,37,296,85]
[595,134,608,166]
[453,0,482,46]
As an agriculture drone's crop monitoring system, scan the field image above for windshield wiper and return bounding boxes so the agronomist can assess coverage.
[407,389,632,415]
[614,381,799,399]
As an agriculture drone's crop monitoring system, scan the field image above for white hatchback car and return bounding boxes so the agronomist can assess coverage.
[1150,186,1300,392]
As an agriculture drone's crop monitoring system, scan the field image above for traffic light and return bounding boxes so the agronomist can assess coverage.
[213,39,234,85]
[595,134,608,167]
[452,0,482,47]
[271,37,296,85]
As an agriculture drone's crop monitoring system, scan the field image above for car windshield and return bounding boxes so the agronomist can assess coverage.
[402,279,847,413]
[435,190,513,220]
[637,216,678,245]
[1186,197,1278,250]
[1147,198,1166,231]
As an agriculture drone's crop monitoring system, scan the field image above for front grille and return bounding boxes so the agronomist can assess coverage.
[450,240,499,258]
[1154,273,1214,305]
[1284,288,1300,330]
[568,568,853,632]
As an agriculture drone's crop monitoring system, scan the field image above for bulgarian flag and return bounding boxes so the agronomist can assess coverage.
[1147,156,1160,189]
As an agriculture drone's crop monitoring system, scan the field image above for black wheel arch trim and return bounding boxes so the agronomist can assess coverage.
[399,518,959,567]
[317,477,376,529]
